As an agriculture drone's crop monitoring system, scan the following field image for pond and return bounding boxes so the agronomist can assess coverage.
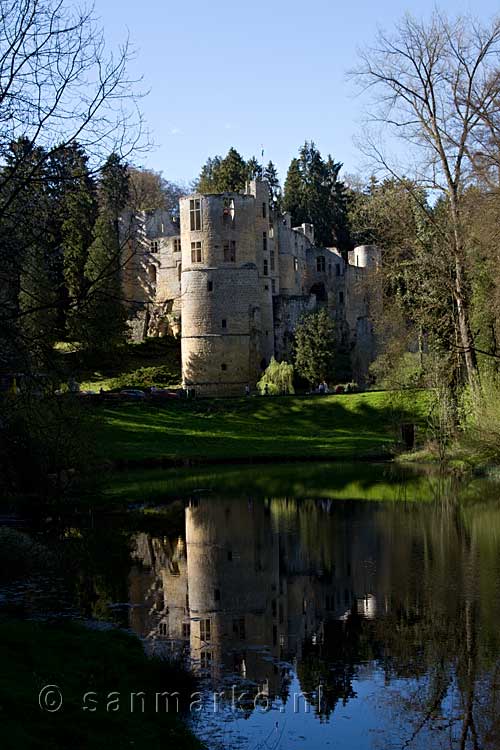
[2,462,500,749]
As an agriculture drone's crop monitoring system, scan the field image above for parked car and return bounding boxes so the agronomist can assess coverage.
[119,388,146,400]
[150,388,180,400]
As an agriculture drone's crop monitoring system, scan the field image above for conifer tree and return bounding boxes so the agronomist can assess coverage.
[263,161,282,209]
[58,145,98,338]
[246,156,263,181]
[283,142,351,250]
[80,154,129,351]
[294,309,336,385]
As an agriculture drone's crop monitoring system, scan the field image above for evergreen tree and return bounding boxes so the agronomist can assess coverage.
[197,155,223,193]
[1,139,59,364]
[246,156,263,181]
[283,158,304,224]
[294,309,336,385]
[283,142,351,250]
[79,154,129,351]
[214,148,248,192]
[196,148,250,193]
[58,145,97,337]
[263,161,282,209]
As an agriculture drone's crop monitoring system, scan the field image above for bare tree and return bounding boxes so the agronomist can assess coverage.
[351,12,500,389]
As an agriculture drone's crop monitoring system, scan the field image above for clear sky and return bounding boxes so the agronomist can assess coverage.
[93,0,499,186]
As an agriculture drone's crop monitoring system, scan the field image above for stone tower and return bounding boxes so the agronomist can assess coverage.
[180,182,273,396]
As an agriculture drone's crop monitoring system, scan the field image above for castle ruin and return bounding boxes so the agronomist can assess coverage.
[122,179,380,394]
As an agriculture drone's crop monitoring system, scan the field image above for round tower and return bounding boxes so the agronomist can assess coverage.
[348,244,381,269]
[180,193,262,396]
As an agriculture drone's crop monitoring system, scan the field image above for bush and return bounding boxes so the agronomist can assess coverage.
[257,358,295,395]
[107,365,179,390]
[459,375,500,462]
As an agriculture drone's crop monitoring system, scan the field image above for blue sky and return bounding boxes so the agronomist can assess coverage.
[93,0,499,186]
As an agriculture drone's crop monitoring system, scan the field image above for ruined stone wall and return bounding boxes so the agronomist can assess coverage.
[120,209,179,341]
[121,184,382,390]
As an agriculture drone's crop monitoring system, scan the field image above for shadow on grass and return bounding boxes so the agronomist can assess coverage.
[96,391,427,466]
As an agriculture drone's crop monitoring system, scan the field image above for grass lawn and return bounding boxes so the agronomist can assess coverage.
[55,337,181,392]
[95,390,430,466]
[0,619,200,750]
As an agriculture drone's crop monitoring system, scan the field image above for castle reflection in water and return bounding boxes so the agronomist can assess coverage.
[127,495,390,705]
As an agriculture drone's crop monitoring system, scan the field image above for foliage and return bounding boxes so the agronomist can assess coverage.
[77,154,130,351]
[257,357,295,395]
[459,375,500,463]
[283,141,351,249]
[106,364,180,390]
[294,309,337,385]
[0,394,98,496]
[128,167,185,216]
[196,148,282,202]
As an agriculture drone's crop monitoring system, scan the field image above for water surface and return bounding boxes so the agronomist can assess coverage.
[2,463,500,749]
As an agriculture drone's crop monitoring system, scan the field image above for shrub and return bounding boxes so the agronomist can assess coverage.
[257,358,295,395]
[459,375,500,462]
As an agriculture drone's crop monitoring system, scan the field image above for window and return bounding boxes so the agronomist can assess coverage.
[200,619,211,642]
[221,363,227,371]
[173,237,181,253]
[207,280,213,292]
[294,257,299,272]
[263,259,268,276]
[221,319,227,329]
[190,198,202,231]
[270,250,275,271]
[271,279,276,294]
[182,622,190,639]
[191,241,202,263]
[317,256,326,273]
[150,240,159,253]
[339,291,344,304]
[262,202,267,218]
[177,264,182,282]
[200,651,212,669]
[264,284,269,291]
[214,588,220,602]
[269,225,274,239]
[223,240,236,262]
[336,264,340,276]
[233,617,246,640]
[263,231,267,252]
[223,198,235,222]
[159,622,168,636]
[227,549,233,561]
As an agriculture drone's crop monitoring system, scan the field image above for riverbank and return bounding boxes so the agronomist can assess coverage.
[96,390,430,468]
[0,618,201,749]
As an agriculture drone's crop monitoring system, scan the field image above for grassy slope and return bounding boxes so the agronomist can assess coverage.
[0,619,200,750]
[55,337,182,392]
[96,390,430,465]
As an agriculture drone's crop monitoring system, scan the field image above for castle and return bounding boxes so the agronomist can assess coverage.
[121,179,380,395]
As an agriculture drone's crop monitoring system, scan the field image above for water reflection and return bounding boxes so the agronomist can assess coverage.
[128,489,500,749]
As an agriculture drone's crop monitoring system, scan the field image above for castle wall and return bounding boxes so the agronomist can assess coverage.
[121,182,381,390]
[180,192,263,395]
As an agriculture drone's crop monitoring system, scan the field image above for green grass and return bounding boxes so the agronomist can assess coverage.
[55,337,181,392]
[95,390,430,466]
[0,619,201,750]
